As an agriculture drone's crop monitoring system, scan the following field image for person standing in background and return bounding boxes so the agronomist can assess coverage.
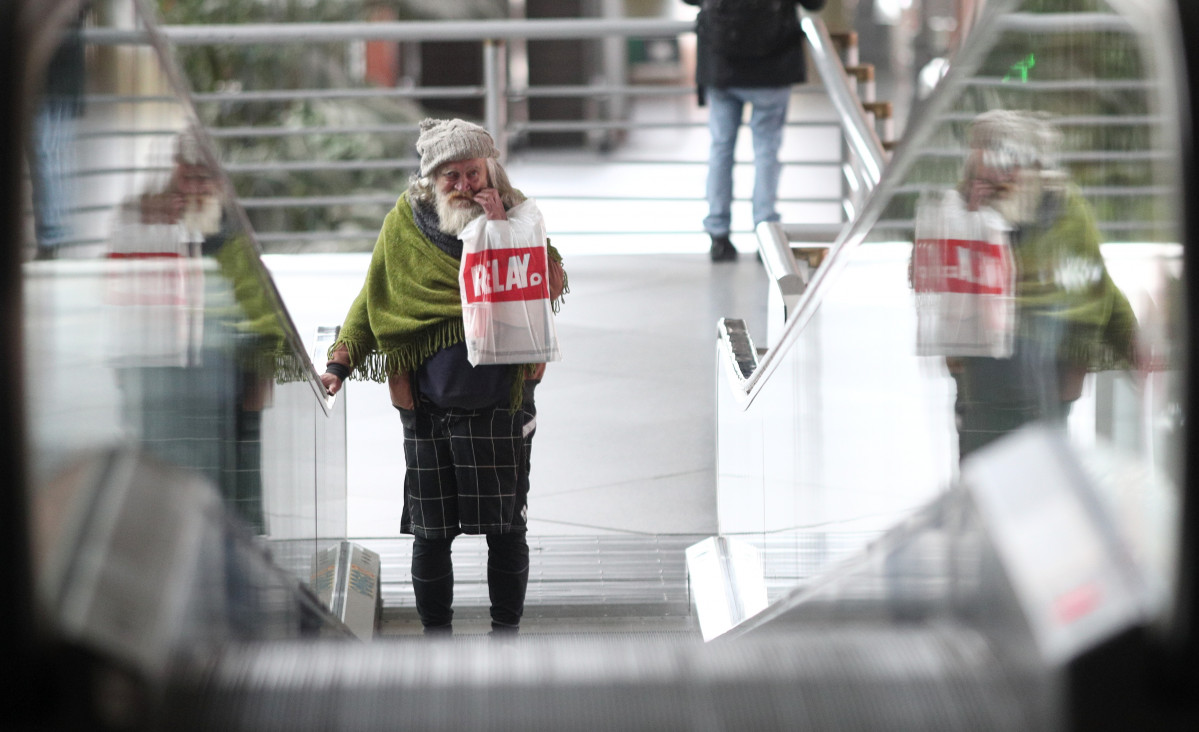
[29,3,88,260]
[683,0,827,261]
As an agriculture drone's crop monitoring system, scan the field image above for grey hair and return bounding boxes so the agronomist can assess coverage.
[408,158,525,208]
[965,109,1061,173]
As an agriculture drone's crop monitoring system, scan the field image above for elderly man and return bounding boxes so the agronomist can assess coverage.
[947,110,1137,459]
[322,118,566,636]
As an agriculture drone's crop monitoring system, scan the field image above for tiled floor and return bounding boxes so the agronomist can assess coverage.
[525,252,772,537]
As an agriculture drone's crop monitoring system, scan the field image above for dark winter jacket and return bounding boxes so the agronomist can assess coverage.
[682,0,826,103]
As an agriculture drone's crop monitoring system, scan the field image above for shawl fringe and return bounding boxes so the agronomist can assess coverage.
[551,266,569,314]
[272,349,312,384]
[334,318,465,383]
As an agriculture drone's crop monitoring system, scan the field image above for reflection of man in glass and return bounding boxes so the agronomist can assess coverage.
[948,110,1138,459]
[124,130,225,255]
[110,129,271,534]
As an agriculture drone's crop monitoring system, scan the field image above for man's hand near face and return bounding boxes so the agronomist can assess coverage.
[474,187,507,220]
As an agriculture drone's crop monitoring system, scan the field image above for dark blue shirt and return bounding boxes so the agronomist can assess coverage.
[416,341,512,409]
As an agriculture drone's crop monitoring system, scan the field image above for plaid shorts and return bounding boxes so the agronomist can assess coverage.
[398,398,536,538]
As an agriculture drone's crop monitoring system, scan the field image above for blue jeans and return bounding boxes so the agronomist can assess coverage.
[703,86,792,237]
[31,101,77,250]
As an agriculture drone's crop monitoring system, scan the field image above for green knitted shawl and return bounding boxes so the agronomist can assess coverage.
[331,191,566,406]
[331,192,464,380]
[1013,186,1137,372]
[212,234,309,383]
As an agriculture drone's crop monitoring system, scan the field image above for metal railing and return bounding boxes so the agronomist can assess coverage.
[800,15,885,194]
[82,12,886,251]
[751,14,888,344]
[748,9,1175,358]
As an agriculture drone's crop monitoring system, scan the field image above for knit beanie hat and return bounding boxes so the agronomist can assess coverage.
[415,118,500,178]
[968,110,1058,172]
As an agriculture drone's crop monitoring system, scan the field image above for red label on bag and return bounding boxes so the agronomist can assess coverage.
[462,246,550,304]
[912,237,1011,296]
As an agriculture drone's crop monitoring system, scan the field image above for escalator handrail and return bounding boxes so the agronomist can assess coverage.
[127,3,336,415]
[800,12,886,191]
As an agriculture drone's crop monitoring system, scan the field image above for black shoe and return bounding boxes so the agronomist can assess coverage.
[709,235,738,262]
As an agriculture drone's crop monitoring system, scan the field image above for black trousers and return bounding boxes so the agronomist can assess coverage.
[399,391,536,632]
[410,532,529,632]
[954,325,1072,460]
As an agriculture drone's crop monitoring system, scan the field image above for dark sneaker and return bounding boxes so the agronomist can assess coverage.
[709,235,738,262]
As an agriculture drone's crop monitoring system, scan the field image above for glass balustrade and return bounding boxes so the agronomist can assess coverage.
[23,0,346,589]
[719,0,1185,611]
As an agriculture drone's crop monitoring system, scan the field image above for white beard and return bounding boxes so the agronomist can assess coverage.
[435,191,485,236]
[181,194,223,238]
[990,169,1045,225]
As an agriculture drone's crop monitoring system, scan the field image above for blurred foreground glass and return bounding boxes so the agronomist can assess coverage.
[22,0,346,588]
[718,0,1184,605]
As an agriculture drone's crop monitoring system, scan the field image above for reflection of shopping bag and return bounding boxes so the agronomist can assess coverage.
[458,198,562,366]
[912,190,1015,358]
[104,201,205,367]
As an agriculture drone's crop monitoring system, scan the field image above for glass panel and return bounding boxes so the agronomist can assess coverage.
[721,0,1185,606]
[23,0,345,588]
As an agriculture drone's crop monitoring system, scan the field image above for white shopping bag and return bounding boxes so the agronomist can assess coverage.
[103,197,206,367]
[458,198,562,366]
[912,190,1016,358]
